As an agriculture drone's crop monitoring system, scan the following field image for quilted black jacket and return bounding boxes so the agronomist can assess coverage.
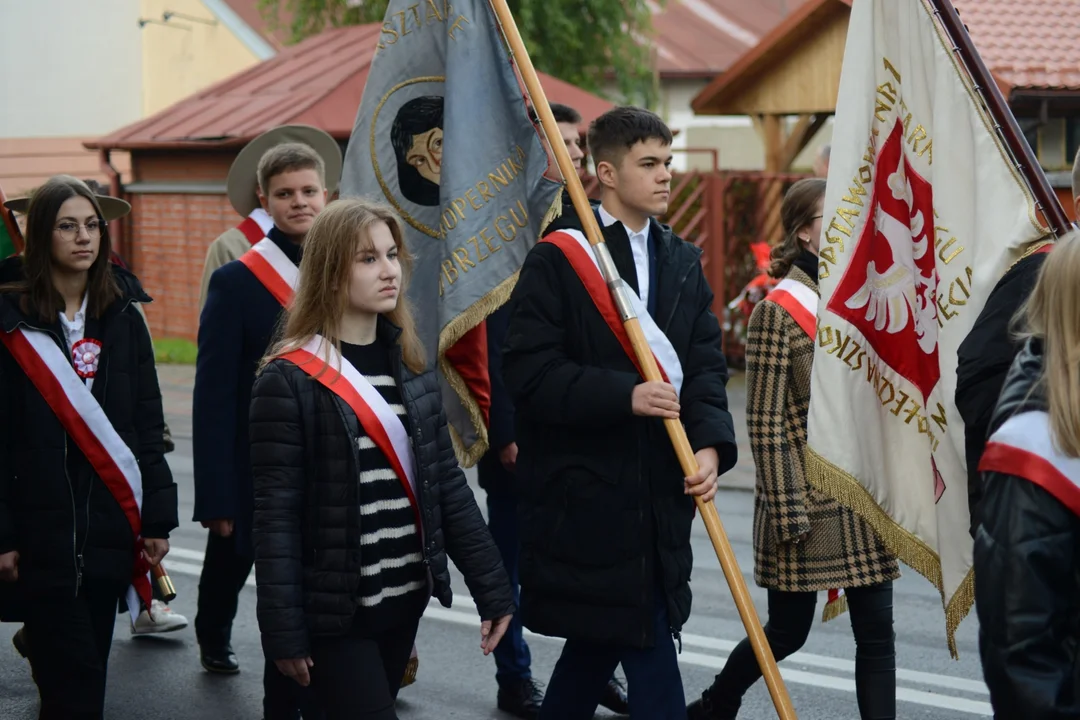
[975,338,1080,720]
[249,319,515,660]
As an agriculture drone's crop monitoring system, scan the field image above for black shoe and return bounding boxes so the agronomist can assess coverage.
[200,644,240,674]
[497,677,544,720]
[12,626,27,658]
[687,687,738,720]
[599,676,629,715]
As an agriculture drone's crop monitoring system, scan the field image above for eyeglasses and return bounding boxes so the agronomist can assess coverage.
[55,220,104,242]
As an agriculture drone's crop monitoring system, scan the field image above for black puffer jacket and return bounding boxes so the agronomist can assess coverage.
[975,338,1080,720]
[249,320,515,660]
[503,208,738,648]
[0,257,177,608]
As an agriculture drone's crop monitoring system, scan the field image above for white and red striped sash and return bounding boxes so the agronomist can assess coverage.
[760,278,845,619]
[237,208,273,246]
[765,278,817,339]
[238,238,298,308]
[980,410,1080,517]
[278,336,421,528]
[0,327,152,621]
[541,229,684,396]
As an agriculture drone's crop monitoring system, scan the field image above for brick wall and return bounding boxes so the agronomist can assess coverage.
[127,193,238,341]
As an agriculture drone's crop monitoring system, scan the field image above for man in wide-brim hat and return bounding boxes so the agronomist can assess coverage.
[197,125,343,310]
[191,125,342,701]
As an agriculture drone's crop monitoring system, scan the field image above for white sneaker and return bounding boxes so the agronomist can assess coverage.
[131,599,189,635]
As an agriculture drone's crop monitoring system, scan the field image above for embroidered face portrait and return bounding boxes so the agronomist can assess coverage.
[391,96,445,207]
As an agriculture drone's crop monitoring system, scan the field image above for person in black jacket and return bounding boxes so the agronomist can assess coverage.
[250,198,515,719]
[503,106,738,718]
[956,148,1080,536]
[974,230,1080,719]
[0,175,177,719]
[192,128,340,690]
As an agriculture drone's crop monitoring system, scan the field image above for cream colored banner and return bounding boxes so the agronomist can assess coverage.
[805,0,1047,655]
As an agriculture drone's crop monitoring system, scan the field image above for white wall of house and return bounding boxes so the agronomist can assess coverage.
[0,0,144,137]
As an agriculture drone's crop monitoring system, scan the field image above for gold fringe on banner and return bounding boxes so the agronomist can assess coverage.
[437,191,565,467]
[805,447,975,658]
[820,594,849,623]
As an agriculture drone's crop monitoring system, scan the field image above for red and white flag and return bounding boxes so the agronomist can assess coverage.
[805,0,1048,654]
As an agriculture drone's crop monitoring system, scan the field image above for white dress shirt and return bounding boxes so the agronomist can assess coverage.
[598,205,651,309]
[59,293,92,389]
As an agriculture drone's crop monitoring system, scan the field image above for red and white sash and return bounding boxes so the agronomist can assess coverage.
[762,278,846,620]
[278,336,421,528]
[765,278,818,338]
[238,237,298,308]
[980,410,1080,517]
[541,229,684,395]
[236,208,274,245]
[0,327,152,622]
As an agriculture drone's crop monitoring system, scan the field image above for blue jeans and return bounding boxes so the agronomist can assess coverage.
[539,585,685,719]
[487,491,532,684]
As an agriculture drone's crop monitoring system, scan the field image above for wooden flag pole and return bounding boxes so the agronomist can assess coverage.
[487,1,797,717]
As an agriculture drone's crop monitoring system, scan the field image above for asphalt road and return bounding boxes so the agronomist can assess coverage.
[0,368,992,719]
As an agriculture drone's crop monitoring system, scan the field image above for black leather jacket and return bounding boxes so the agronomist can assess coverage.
[975,338,1080,720]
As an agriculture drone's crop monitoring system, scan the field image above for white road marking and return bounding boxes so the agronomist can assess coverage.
[164,545,991,716]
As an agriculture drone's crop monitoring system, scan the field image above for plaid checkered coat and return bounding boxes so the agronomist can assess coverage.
[745,265,898,592]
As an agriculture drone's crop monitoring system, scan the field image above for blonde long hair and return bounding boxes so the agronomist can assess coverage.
[1018,230,1080,456]
[265,198,426,374]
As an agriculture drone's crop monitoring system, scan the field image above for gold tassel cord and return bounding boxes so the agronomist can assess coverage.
[805,447,973,658]
[437,191,565,467]
[820,594,849,623]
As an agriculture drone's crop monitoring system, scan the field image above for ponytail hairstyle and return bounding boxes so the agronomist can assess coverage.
[264,198,426,374]
[1016,230,1080,456]
[769,177,827,279]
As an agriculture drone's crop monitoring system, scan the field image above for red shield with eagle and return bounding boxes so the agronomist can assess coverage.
[828,119,940,401]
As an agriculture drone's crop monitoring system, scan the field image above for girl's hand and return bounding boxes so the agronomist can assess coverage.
[275,657,314,686]
[481,614,513,655]
[0,550,18,582]
[142,538,170,566]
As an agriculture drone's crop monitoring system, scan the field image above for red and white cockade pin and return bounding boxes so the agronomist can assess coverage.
[72,338,102,379]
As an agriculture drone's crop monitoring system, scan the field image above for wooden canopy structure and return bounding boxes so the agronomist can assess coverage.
[691,0,851,171]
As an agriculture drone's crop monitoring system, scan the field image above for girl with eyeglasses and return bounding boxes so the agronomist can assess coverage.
[0,175,178,719]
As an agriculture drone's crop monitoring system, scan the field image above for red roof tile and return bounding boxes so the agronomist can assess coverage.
[952,0,1080,92]
[693,0,1080,114]
[88,23,614,151]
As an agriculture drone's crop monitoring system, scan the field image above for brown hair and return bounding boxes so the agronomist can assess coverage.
[1016,230,1080,456]
[769,177,827,279]
[0,175,119,321]
[265,198,425,374]
[257,143,326,195]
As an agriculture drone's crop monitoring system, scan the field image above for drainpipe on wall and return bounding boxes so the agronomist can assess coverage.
[98,148,125,257]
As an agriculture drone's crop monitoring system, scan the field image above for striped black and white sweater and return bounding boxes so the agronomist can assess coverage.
[341,339,429,629]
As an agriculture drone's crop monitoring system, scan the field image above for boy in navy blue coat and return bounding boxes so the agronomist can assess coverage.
[192,125,341,718]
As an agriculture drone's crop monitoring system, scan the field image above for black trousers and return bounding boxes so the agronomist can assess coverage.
[293,615,421,720]
[709,581,896,720]
[25,577,127,720]
[194,529,254,649]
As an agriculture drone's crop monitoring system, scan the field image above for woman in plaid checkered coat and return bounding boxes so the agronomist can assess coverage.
[689,179,899,720]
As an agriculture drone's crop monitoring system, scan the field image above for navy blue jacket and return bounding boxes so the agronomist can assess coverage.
[476,304,516,495]
[193,228,300,553]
